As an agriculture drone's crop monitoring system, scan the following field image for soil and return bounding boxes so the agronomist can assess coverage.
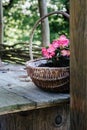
[38,59,69,67]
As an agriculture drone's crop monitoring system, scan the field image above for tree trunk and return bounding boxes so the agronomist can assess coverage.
[0,0,3,65]
[38,0,50,47]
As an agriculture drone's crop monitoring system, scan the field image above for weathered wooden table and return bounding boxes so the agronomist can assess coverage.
[0,63,70,130]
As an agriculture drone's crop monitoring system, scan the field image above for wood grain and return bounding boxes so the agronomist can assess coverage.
[0,63,70,115]
[70,0,87,130]
[0,104,70,130]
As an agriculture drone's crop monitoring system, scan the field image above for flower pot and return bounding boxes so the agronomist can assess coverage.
[26,58,70,93]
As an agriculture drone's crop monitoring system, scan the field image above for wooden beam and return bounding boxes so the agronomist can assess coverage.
[70,0,87,130]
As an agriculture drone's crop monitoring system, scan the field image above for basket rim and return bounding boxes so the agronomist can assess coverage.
[26,57,70,70]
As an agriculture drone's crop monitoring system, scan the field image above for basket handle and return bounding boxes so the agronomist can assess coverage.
[29,11,70,60]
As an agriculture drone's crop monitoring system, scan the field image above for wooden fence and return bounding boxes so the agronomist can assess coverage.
[1,42,42,64]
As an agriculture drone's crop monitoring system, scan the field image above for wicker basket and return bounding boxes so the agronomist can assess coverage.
[26,58,69,92]
[26,11,70,93]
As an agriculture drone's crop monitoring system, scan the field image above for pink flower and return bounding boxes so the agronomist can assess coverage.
[52,40,60,49]
[58,35,69,47]
[42,35,70,60]
[47,44,55,53]
[42,47,47,54]
[61,50,70,56]
[42,47,55,59]
[42,47,48,57]
[47,51,55,58]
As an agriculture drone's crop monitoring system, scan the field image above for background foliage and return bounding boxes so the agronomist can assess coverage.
[3,0,69,44]
[2,0,69,64]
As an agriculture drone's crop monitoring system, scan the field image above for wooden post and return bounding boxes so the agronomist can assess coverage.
[0,0,3,65]
[0,0,3,46]
[70,0,87,130]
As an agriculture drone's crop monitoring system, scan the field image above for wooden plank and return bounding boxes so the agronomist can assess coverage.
[3,84,70,108]
[0,104,70,130]
[0,87,36,115]
[0,63,70,115]
[70,1,87,130]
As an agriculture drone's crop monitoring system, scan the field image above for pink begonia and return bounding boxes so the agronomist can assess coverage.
[42,35,70,60]
[61,50,70,56]
[42,47,47,55]
[52,40,60,49]
[42,48,48,57]
[42,47,55,59]
[47,51,55,58]
[58,35,69,47]
[47,44,55,53]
